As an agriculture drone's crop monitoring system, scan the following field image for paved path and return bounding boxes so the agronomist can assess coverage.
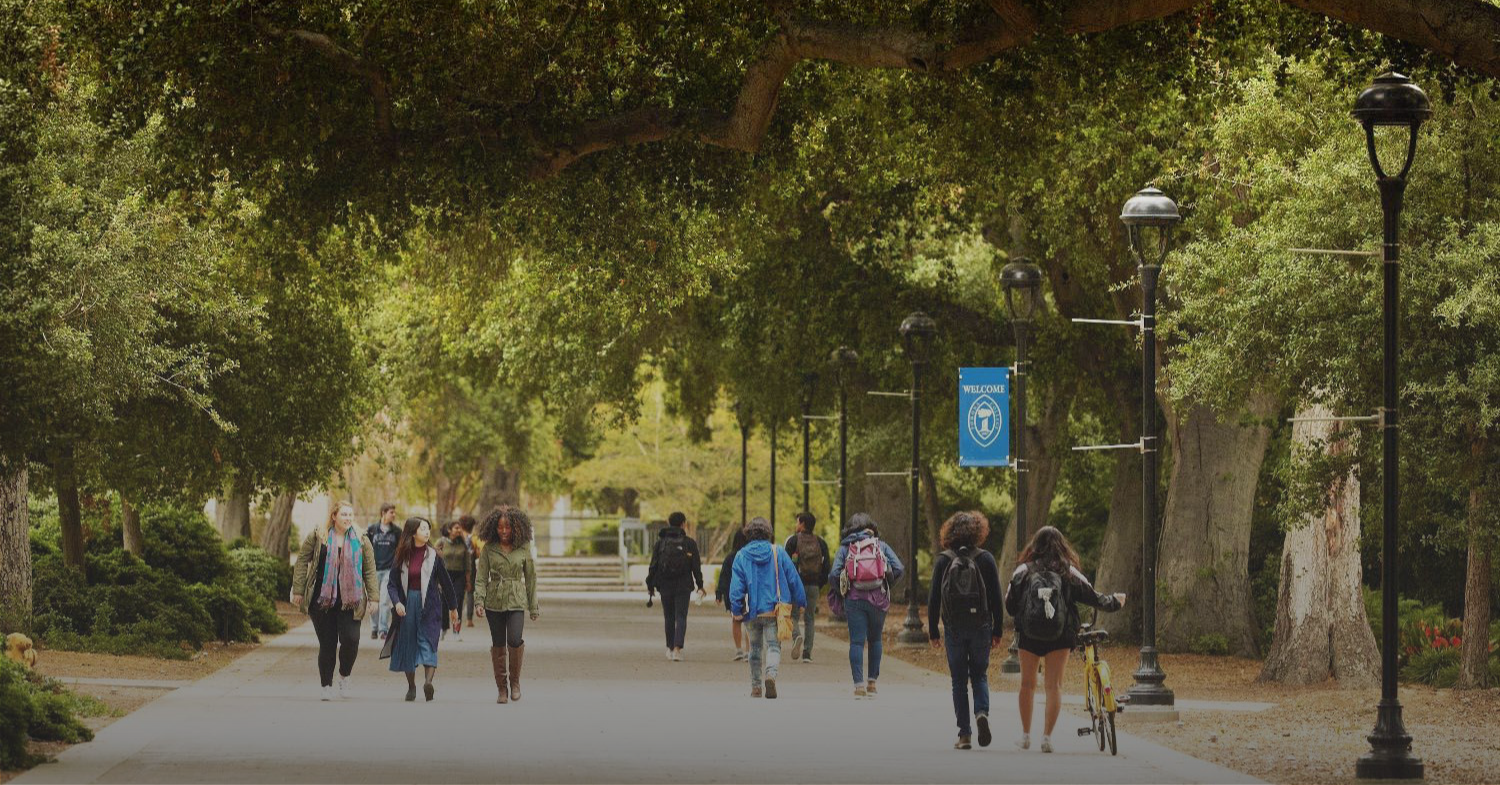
[18,597,1260,784]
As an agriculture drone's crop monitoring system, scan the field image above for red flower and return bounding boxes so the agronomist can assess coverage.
[1432,637,1449,649]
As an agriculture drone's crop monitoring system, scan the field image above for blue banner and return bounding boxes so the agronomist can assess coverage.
[958,367,1011,468]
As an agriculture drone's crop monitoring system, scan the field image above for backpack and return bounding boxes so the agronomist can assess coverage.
[845,537,888,591]
[940,547,989,630]
[659,538,693,580]
[1018,562,1068,642]
[794,532,825,584]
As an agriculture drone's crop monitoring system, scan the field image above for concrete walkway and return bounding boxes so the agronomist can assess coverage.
[18,597,1261,784]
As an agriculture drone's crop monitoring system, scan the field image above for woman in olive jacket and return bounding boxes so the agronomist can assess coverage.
[473,505,539,704]
[291,501,379,701]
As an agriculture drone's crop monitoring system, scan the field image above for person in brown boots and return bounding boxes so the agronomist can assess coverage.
[473,505,538,703]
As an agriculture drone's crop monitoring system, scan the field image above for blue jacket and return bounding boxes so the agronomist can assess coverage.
[829,531,904,587]
[728,540,807,618]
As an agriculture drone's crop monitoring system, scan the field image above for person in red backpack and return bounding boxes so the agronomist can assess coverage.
[1003,525,1125,753]
[783,511,830,663]
[828,513,904,699]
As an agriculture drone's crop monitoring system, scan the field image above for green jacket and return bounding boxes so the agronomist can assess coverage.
[435,536,469,581]
[473,542,538,614]
[292,525,379,620]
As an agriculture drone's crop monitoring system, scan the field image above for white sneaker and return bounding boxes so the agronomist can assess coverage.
[337,676,350,699]
[672,650,684,662]
[666,648,674,661]
[320,685,334,702]
[1015,734,1030,750]
[456,630,463,642]
[1040,736,1053,754]
[733,650,746,661]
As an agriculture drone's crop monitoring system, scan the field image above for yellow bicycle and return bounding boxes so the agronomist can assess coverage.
[1076,608,1120,755]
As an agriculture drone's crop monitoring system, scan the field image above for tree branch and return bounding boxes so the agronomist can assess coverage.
[1282,0,1500,77]
[265,24,398,148]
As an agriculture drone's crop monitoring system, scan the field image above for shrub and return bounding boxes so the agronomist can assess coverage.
[227,547,293,606]
[1401,646,1460,687]
[188,583,257,644]
[0,659,33,769]
[1189,633,1231,656]
[0,658,96,770]
[138,504,230,585]
[31,552,214,660]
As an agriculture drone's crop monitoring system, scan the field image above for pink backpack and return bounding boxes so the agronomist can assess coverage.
[845,538,888,590]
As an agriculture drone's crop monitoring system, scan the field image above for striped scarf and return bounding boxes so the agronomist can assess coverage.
[317,527,364,611]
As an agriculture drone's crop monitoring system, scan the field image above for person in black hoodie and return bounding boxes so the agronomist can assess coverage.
[646,512,704,661]
[927,511,1004,750]
[782,511,830,663]
[715,529,749,661]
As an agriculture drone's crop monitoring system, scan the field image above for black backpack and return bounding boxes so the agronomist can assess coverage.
[940,546,989,630]
[1018,562,1069,642]
[794,532,826,584]
[659,538,693,579]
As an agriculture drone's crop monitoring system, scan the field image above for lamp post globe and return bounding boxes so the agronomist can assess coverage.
[897,312,935,646]
[1353,72,1427,783]
[1121,186,1180,718]
[998,258,1043,674]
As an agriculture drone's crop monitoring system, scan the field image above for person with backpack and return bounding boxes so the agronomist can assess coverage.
[1004,525,1126,753]
[727,516,806,699]
[926,511,1004,750]
[783,511,830,663]
[827,513,904,699]
[646,511,705,661]
[715,529,750,661]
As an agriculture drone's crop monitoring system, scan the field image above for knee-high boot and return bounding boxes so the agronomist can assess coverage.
[490,646,509,704]
[507,643,524,702]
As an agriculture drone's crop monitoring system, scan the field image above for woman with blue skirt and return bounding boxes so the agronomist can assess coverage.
[386,517,458,702]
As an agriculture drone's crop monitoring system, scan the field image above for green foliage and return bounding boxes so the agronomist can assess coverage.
[226,547,293,607]
[1189,633,1231,657]
[1401,646,1460,687]
[0,657,97,770]
[137,505,230,586]
[567,522,620,556]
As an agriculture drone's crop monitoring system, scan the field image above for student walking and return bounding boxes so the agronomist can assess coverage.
[646,512,705,661]
[459,514,478,630]
[714,529,749,661]
[727,517,806,699]
[783,511,830,663]
[291,501,379,701]
[367,503,401,640]
[473,505,539,704]
[436,520,471,642]
[927,511,1004,750]
[1004,525,1125,753]
[828,513,903,699]
[386,517,459,702]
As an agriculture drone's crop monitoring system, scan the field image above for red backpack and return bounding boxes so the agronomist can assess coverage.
[845,537,888,590]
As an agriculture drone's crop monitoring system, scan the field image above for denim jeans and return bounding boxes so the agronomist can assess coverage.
[793,586,818,656]
[661,587,692,649]
[845,598,886,685]
[745,616,781,687]
[944,625,993,736]
[374,569,393,635]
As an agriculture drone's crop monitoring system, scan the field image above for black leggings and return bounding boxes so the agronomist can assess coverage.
[309,605,360,686]
[660,587,692,649]
[485,609,526,648]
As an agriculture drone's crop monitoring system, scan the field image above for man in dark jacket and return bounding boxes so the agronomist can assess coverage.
[646,512,704,661]
[782,511,830,663]
[366,503,401,640]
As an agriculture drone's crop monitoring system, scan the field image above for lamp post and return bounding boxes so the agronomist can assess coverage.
[897,312,937,646]
[1352,72,1429,782]
[1119,186,1180,714]
[999,259,1044,675]
[832,348,858,528]
[802,373,818,513]
[770,419,777,540]
[736,402,752,530]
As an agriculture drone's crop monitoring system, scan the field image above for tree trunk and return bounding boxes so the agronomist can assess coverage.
[1457,436,1493,690]
[863,457,910,598]
[921,464,942,561]
[1094,448,1145,640]
[260,490,297,560]
[1258,404,1378,686]
[476,456,522,515]
[1021,380,1076,534]
[55,448,86,570]
[1156,394,1278,657]
[215,481,251,541]
[121,495,144,556]
[0,462,31,633]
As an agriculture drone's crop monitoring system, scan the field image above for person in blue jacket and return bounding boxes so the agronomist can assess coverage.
[828,513,904,699]
[727,516,806,699]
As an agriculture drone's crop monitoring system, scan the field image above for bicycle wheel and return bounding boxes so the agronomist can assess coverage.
[1091,673,1107,751]
[1105,709,1118,756]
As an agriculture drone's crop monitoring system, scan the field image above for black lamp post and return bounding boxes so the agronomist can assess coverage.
[736,402,752,530]
[1352,72,1429,782]
[832,348,859,528]
[1119,186,1180,713]
[802,373,818,513]
[897,312,937,645]
[999,259,1043,675]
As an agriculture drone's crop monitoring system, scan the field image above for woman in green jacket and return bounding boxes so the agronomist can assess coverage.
[291,501,379,701]
[473,505,538,704]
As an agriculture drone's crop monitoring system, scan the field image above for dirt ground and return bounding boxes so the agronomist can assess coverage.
[822,621,1500,784]
[0,603,305,784]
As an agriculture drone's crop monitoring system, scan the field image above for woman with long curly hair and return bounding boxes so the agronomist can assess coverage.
[926,511,1004,750]
[473,505,538,703]
[1004,525,1125,753]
